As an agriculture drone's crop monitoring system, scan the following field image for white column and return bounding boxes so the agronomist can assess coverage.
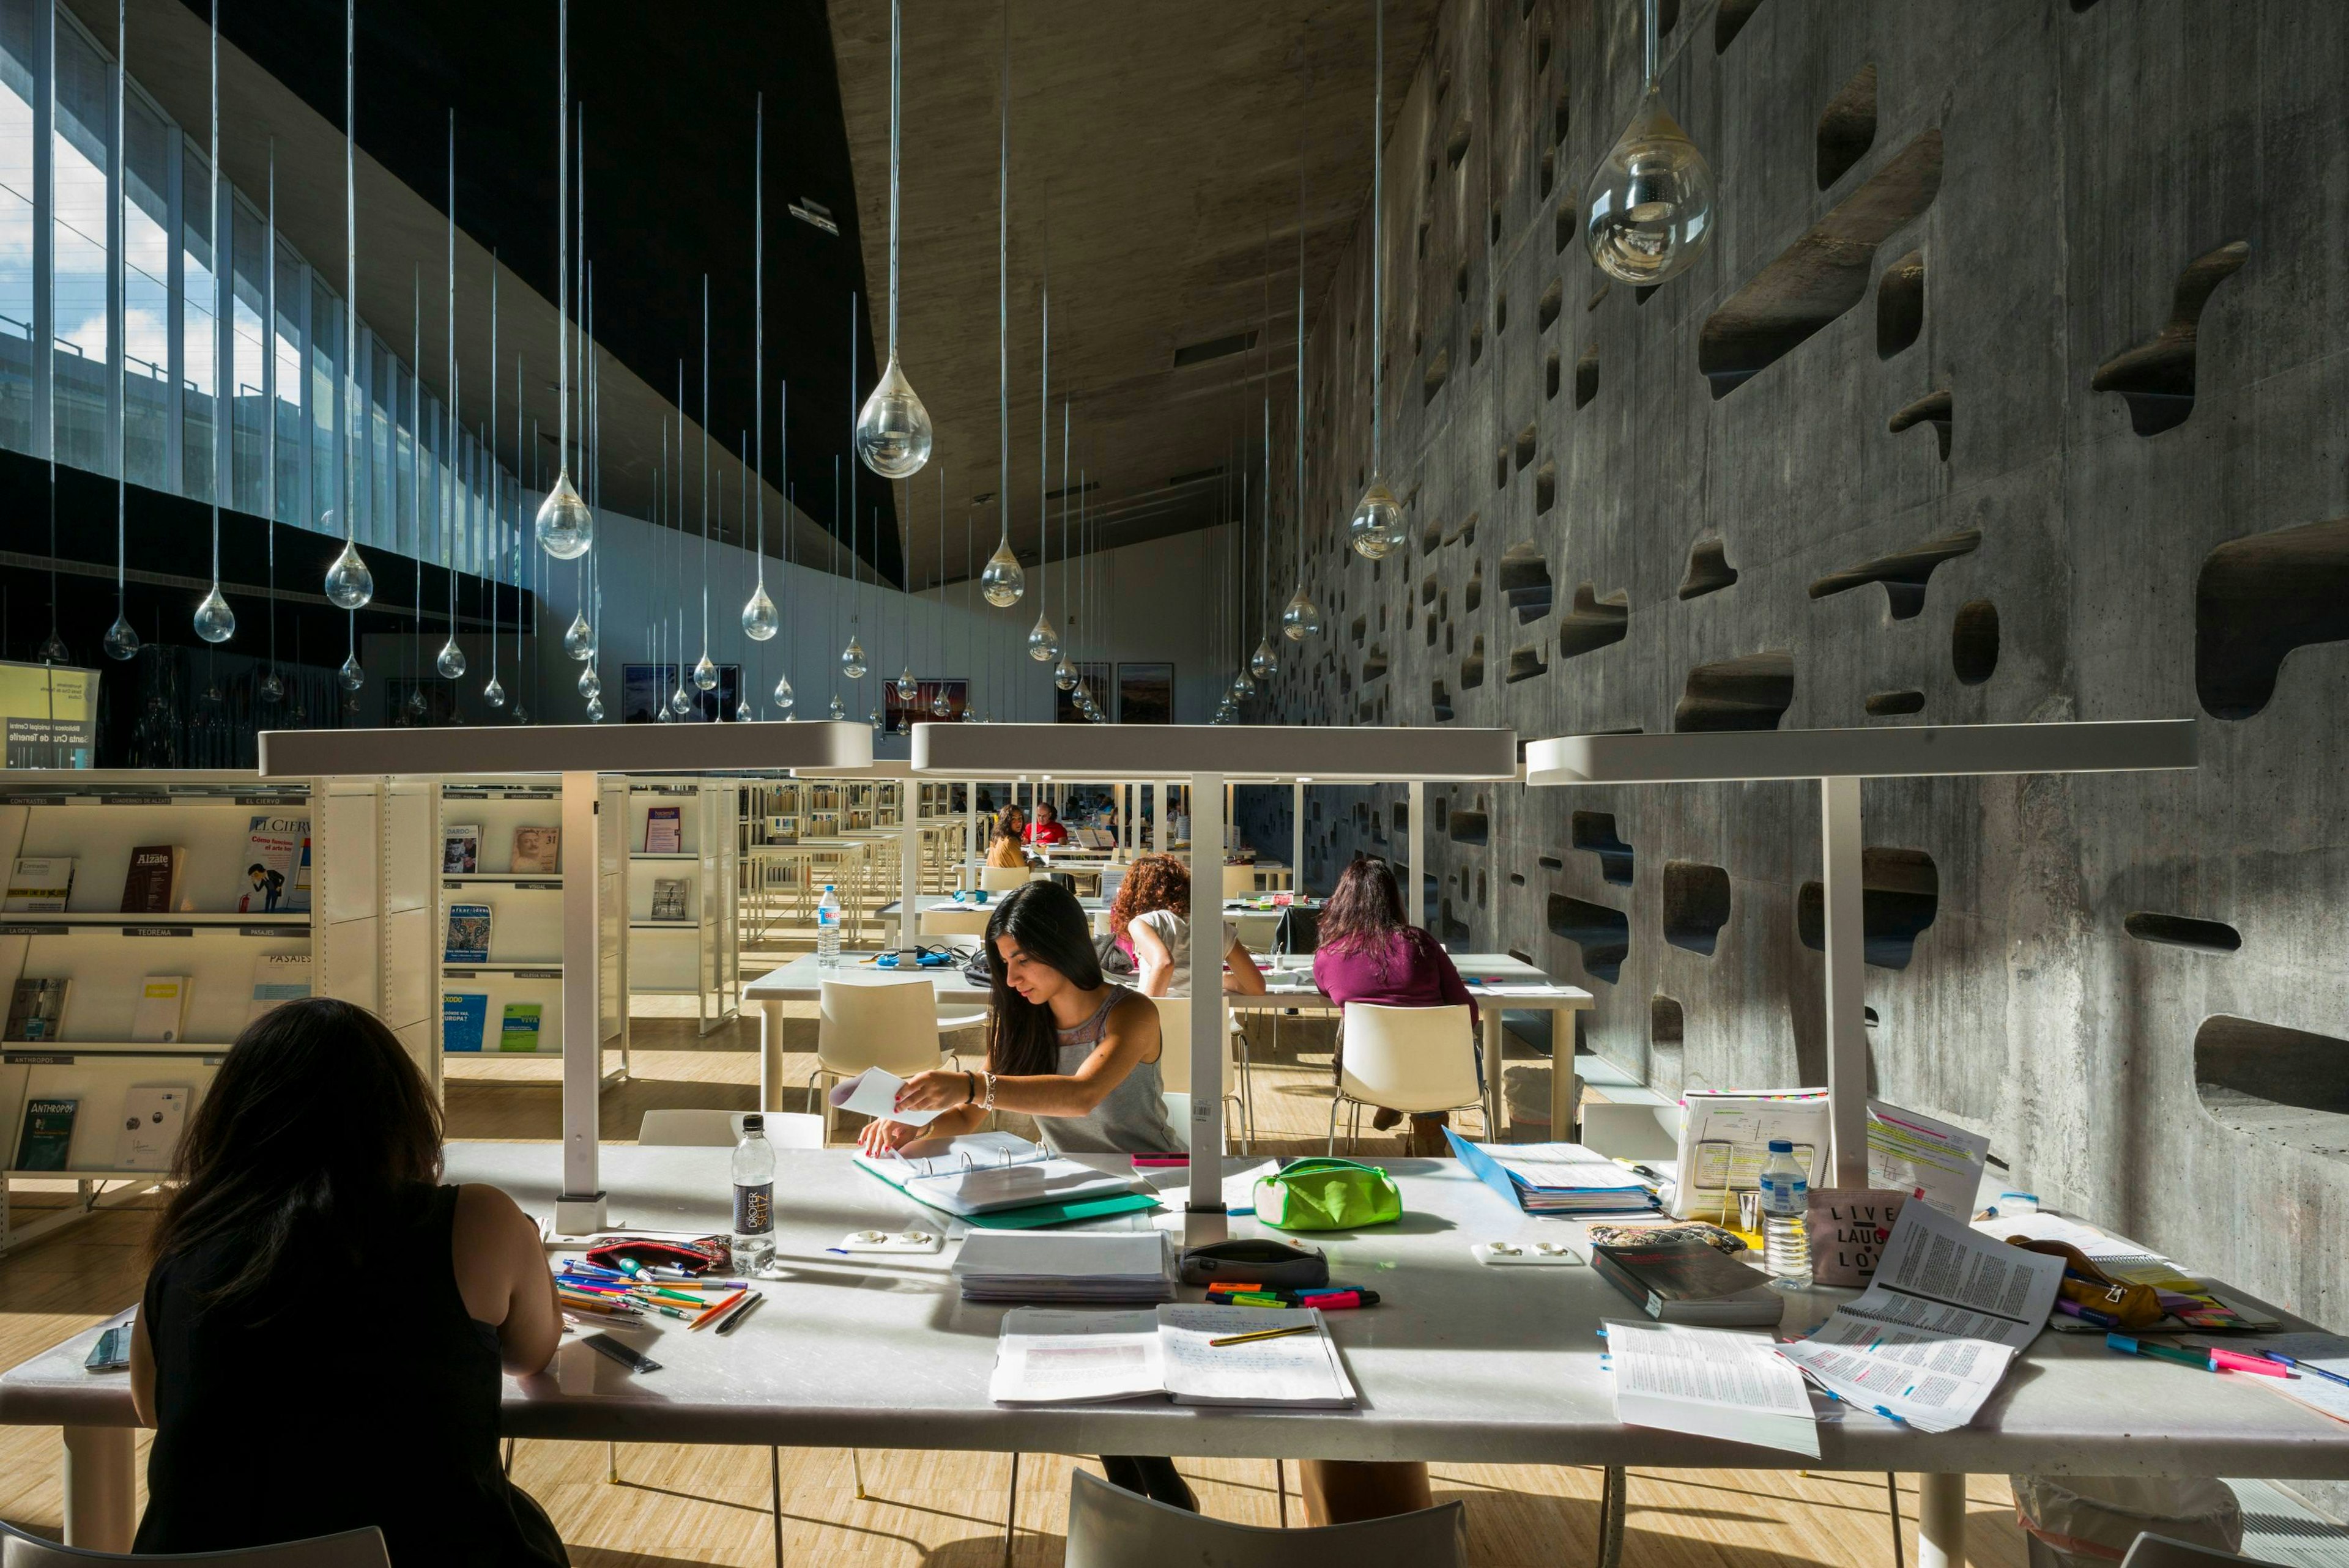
[1820,774,1869,1187]
[557,770,605,1231]
[1187,771,1226,1219]
[900,787,921,948]
[965,780,981,882]
[1406,781,1425,929]
[1291,782,1304,894]
[1149,782,1164,854]
[1917,1474,1966,1568]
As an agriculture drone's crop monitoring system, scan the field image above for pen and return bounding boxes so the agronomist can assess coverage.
[713,1292,765,1336]
[1208,1323,1318,1348]
[691,1288,749,1329]
[2106,1333,2214,1371]
[2254,1352,2349,1389]
[2055,1297,2121,1329]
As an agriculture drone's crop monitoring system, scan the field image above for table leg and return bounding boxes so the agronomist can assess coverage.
[1917,1473,1965,1568]
[62,1425,135,1551]
[758,1000,785,1112]
[1482,1013,1504,1138]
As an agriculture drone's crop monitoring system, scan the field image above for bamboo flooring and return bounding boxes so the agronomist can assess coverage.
[0,929,2036,1564]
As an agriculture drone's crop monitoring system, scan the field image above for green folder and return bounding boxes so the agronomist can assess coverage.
[959,1191,1164,1229]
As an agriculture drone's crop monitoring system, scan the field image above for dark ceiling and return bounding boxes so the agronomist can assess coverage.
[183,0,904,584]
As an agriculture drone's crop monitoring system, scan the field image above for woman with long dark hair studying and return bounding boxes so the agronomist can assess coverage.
[1315,852,1480,1158]
[129,998,566,1565]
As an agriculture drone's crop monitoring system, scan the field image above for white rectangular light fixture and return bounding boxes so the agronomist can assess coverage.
[911,723,1518,783]
[258,721,874,779]
[1524,720,2197,786]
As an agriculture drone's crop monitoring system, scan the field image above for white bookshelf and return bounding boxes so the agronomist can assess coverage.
[625,778,738,1035]
[0,771,341,1254]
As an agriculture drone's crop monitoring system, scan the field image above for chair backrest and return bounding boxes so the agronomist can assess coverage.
[978,865,1030,892]
[1064,1469,1464,1568]
[2119,1536,2279,1568]
[1338,1002,1480,1114]
[637,1109,825,1148]
[0,1522,392,1567]
[1149,996,1237,1098]
[919,906,994,939]
[1578,1102,1682,1162]
[1220,862,1257,899]
[817,978,951,1077]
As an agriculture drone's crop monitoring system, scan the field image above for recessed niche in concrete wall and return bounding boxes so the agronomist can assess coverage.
[1699,131,1944,398]
[1423,346,1450,404]
[1557,584,1630,659]
[1441,898,1472,944]
[1663,860,1734,955]
[1652,994,1686,1048]
[2195,1016,2349,1155]
[1575,345,1600,408]
[1430,681,1453,720]
[2124,912,2242,954]
[1448,806,1488,845]
[1538,279,1562,333]
[1888,389,1953,460]
[1464,562,1485,615]
[1461,635,1486,689]
[1816,64,1878,189]
[1716,0,1765,51]
[1797,847,1940,969]
[1505,644,1548,683]
[1548,895,1630,983]
[1513,423,1537,471]
[1675,651,1795,731]
[1362,646,1390,684]
[1866,689,1926,716]
[1500,542,1554,621]
[1879,249,1924,358]
[1546,349,1562,401]
[1680,539,1740,600]
[1535,464,1557,514]
[2194,515,2349,720]
[2093,240,2251,436]
[1572,811,1635,886]
[1952,599,2000,684]
[1810,530,1980,620]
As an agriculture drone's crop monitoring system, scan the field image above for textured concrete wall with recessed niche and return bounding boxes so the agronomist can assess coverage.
[1238,0,2349,1339]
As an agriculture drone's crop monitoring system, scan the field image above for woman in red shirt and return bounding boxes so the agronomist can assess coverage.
[1312,854,1478,1156]
[1023,801,1071,847]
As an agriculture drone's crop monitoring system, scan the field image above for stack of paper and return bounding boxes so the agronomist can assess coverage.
[1777,1199,2064,1432]
[953,1230,1174,1304]
[1446,1131,1658,1215]
[1605,1318,1820,1456]
[989,1304,1356,1408]
[853,1129,1151,1218]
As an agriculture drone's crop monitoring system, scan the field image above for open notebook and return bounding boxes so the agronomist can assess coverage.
[855,1131,1149,1218]
[990,1304,1357,1408]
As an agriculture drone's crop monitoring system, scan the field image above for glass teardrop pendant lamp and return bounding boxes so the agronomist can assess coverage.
[840,635,867,681]
[929,687,952,717]
[193,583,236,644]
[1231,667,1256,698]
[856,0,930,478]
[578,666,601,698]
[692,652,719,692]
[585,693,604,722]
[773,672,795,713]
[338,651,365,692]
[1347,475,1406,560]
[562,608,592,659]
[325,536,374,610]
[484,676,507,709]
[403,686,428,719]
[37,627,68,664]
[981,536,1025,607]
[259,668,284,703]
[734,695,752,722]
[1053,655,1078,691]
[1026,614,1059,662]
[670,683,694,718]
[867,708,884,734]
[536,472,593,559]
[895,667,918,702]
[1583,0,1715,286]
[103,614,139,660]
[828,694,845,720]
[742,583,777,641]
[1280,584,1322,641]
[1250,638,1280,681]
[436,637,467,679]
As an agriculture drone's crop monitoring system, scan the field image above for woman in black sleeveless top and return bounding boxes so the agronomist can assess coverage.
[129,999,566,1566]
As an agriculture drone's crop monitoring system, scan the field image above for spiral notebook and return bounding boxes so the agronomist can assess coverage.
[855,1131,1149,1218]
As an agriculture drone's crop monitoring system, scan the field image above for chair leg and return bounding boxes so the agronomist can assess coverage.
[1275,1459,1287,1528]
[770,1446,784,1568]
[1887,1473,1905,1568]
[850,1448,871,1501]
[504,1438,516,1478]
[1595,1465,1626,1568]
[1326,1092,1343,1156]
[604,1441,617,1484]
[1003,1451,1020,1568]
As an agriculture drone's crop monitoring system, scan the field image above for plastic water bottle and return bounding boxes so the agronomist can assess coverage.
[1758,1138,1811,1285]
[731,1114,776,1271]
[815,884,842,967]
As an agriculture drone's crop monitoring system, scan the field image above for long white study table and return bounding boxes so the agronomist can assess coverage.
[9,1145,2349,1558]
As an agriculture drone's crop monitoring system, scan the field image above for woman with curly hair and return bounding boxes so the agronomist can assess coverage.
[984,805,1031,869]
[1108,853,1266,999]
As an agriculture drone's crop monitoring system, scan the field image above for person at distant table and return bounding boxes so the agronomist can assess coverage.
[985,807,1031,870]
[1108,852,1266,998]
[1314,852,1479,1158]
[1023,801,1071,847]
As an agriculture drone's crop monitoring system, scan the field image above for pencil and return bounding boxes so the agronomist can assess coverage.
[1208,1323,1318,1348]
[690,1287,749,1329]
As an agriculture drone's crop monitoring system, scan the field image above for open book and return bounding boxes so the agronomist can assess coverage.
[1605,1318,1819,1457]
[857,1130,1148,1217]
[1776,1199,2063,1432]
[990,1304,1356,1408]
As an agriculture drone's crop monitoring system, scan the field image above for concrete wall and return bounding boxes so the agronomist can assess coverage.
[1241,0,2349,1344]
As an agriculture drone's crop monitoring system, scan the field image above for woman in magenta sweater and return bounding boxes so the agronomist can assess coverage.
[1312,854,1478,1158]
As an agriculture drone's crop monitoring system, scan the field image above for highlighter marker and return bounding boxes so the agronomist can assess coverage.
[2204,1347,2293,1378]
[2106,1332,2214,1371]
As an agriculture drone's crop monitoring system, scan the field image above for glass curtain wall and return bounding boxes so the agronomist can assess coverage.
[0,0,524,586]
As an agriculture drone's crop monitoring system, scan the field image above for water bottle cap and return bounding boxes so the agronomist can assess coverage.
[1767,1138,1794,1153]
[742,1113,763,1133]
[823,884,834,892]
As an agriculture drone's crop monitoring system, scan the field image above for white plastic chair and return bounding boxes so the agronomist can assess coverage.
[2120,1536,2284,1568]
[1063,1469,1465,1568]
[978,865,1031,892]
[918,905,993,940]
[1220,862,1257,899]
[0,1522,392,1567]
[813,978,965,1140]
[1151,996,1252,1153]
[1330,1002,1486,1153]
[636,1109,825,1148]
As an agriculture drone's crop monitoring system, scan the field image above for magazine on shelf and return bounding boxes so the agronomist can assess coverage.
[4,857,74,912]
[444,904,493,964]
[117,1085,191,1171]
[239,813,311,913]
[442,992,489,1052]
[130,976,191,1043]
[118,845,185,913]
[510,827,561,874]
[650,878,691,922]
[245,954,312,1026]
[644,807,683,854]
[442,825,482,875]
[13,1097,76,1171]
[4,977,69,1042]
[498,1002,544,1052]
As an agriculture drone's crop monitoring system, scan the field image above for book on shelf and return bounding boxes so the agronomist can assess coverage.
[497,1002,543,1053]
[442,824,482,875]
[510,826,561,874]
[650,878,690,922]
[1589,1235,1786,1328]
[4,856,74,912]
[444,903,493,964]
[13,1098,76,1171]
[5,977,69,1042]
[116,1084,191,1171]
[239,813,311,914]
[644,807,683,854]
[442,992,489,1052]
[119,845,186,914]
[130,976,192,1045]
[245,954,313,1026]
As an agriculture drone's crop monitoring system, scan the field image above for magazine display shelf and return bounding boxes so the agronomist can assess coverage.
[625,779,738,1037]
[434,778,629,1084]
[0,771,343,1254]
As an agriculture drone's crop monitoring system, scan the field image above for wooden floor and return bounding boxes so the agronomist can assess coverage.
[0,938,2037,1565]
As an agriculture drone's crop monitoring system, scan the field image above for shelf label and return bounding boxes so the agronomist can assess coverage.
[239,926,294,937]
[5,1052,73,1065]
[516,881,561,891]
[0,925,45,936]
[445,969,478,978]
[124,926,194,937]
[512,969,562,979]
[234,796,306,807]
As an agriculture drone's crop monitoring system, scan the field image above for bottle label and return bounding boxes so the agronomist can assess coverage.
[733,1181,774,1235]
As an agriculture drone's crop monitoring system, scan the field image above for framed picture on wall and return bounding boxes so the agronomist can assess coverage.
[886,676,968,730]
[622,664,743,723]
[1117,662,1174,725]
[1053,662,1112,724]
